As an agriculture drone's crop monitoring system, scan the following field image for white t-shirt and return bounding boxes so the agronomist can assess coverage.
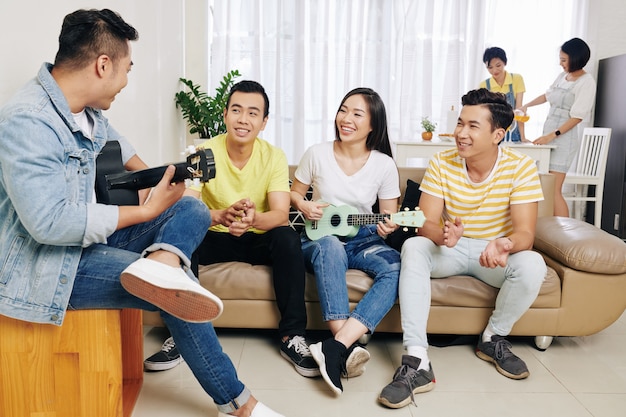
[294,141,400,214]
[547,72,596,121]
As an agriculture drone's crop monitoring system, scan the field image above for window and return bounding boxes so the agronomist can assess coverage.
[206,0,589,163]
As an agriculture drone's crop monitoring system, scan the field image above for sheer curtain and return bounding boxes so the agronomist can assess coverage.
[207,0,588,164]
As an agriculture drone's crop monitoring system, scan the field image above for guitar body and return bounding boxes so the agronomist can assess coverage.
[95,141,139,205]
[305,205,360,241]
[304,204,426,241]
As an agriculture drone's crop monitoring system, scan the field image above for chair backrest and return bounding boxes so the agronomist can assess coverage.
[573,127,612,177]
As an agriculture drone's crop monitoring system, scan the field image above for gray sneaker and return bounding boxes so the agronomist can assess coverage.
[476,335,529,379]
[378,355,435,409]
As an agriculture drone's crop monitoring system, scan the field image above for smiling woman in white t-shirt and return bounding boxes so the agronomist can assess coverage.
[290,87,401,396]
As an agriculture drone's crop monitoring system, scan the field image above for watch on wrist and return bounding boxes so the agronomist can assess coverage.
[555,130,561,136]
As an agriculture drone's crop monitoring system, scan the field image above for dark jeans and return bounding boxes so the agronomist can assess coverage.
[194,226,308,338]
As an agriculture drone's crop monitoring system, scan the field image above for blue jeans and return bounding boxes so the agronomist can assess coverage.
[301,225,400,333]
[67,197,249,414]
[399,236,546,350]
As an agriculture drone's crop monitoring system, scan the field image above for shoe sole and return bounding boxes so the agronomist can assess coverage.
[280,350,321,378]
[475,350,530,379]
[343,346,370,378]
[377,382,435,409]
[144,357,185,372]
[121,271,223,323]
[310,343,342,395]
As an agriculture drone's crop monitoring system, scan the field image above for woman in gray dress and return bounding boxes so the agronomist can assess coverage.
[522,38,596,218]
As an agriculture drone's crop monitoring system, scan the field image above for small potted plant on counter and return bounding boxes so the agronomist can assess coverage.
[421,116,436,141]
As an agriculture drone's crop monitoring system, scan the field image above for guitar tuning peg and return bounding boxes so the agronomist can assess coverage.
[181,145,197,157]
[403,207,409,211]
[402,227,408,232]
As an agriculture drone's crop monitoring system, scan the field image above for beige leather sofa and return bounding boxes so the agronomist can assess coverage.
[144,167,626,349]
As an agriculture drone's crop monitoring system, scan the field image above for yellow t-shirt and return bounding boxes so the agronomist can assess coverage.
[192,134,289,233]
[420,147,543,239]
[479,72,526,96]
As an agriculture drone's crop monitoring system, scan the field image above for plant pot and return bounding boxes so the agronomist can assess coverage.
[422,131,433,141]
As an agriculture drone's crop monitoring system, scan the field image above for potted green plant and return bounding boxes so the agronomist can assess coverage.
[175,69,241,138]
[421,116,437,141]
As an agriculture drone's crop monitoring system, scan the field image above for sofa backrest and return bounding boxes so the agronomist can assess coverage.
[288,166,554,218]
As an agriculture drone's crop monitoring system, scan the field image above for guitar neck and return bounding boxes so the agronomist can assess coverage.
[346,213,390,226]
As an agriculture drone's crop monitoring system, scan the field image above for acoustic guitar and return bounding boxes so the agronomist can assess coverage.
[95,140,216,205]
[305,204,426,241]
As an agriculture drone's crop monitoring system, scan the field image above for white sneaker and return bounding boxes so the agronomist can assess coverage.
[217,401,285,417]
[121,258,223,322]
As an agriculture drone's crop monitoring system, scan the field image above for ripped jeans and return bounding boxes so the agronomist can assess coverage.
[301,225,400,332]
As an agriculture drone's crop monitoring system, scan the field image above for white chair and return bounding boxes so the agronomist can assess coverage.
[564,127,612,228]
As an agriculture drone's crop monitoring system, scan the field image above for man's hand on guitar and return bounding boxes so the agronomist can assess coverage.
[142,165,185,211]
[377,210,398,239]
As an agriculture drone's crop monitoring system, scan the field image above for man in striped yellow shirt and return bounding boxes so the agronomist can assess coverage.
[379,89,547,409]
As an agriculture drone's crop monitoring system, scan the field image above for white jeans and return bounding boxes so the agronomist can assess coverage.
[399,236,547,349]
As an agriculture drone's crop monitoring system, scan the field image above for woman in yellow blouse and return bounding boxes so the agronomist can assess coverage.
[480,47,526,142]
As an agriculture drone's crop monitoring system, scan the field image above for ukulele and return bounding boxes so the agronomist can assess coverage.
[95,140,216,205]
[305,204,426,241]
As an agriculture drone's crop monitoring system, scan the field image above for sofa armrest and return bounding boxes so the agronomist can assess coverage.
[534,216,626,274]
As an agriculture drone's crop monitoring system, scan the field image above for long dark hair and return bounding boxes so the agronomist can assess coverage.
[334,87,393,157]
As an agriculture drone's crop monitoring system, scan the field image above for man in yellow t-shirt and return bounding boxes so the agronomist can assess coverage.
[379,89,547,409]
[145,81,318,379]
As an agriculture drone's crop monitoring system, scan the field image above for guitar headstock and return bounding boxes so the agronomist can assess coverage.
[186,147,216,183]
[390,208,426,229]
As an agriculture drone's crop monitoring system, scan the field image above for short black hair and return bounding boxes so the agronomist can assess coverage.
[461,88,514,132]
[226,80,270,118]
[483,47,508,66]
[54,9,138,70]
[561,38,591,72]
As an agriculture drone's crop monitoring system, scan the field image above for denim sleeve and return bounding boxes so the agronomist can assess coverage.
[84,203,119,247]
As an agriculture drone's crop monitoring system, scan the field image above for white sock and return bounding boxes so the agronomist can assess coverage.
[406,346,430,370]
[482,324,497,342]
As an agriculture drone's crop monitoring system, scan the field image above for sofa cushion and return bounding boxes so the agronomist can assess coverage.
[198,261,561,308]
[534,216,626,274]
[288,180,313,233]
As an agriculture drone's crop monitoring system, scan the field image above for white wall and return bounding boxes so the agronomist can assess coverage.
[1,1,625,165]
[588,0,626,60]
[0,0,188,166]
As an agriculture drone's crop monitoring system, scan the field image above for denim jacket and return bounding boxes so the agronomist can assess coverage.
[0,63,135,325]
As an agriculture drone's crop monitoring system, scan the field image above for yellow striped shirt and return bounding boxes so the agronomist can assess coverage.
[420,147,544,239]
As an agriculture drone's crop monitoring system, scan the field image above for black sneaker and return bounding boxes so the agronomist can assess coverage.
[144,337,184,371]
[476,334,530,379]
[280,335,320,377]
[378,355,435,409]
[310,338,347,395]
[343,343,370,378]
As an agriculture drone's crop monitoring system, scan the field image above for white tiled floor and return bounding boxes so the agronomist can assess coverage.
[133,311,626,417]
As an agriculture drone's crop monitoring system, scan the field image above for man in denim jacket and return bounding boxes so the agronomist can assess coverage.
[0,9,283,417]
